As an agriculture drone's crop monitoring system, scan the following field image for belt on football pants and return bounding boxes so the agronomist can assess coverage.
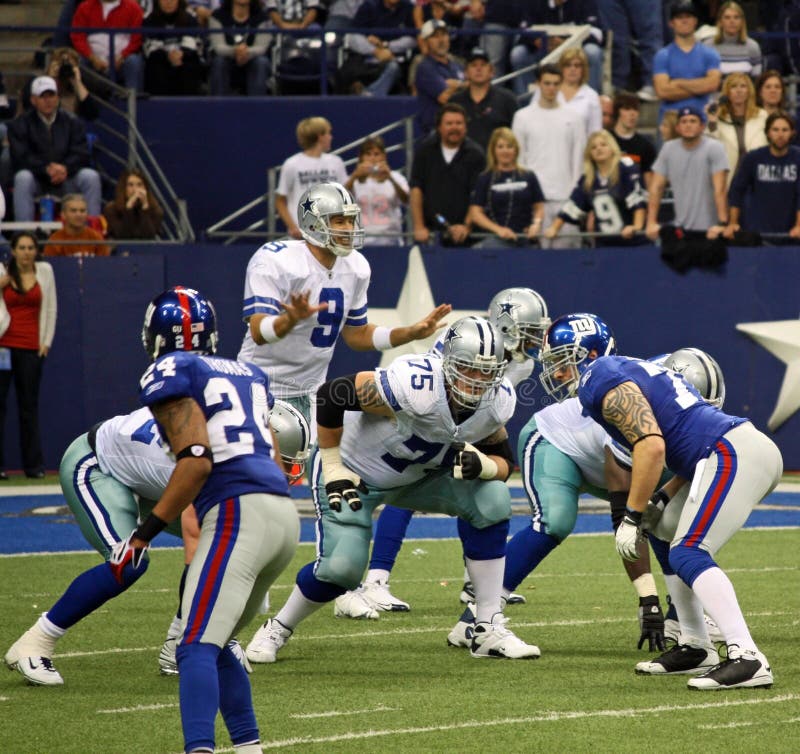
[86,421,104,454]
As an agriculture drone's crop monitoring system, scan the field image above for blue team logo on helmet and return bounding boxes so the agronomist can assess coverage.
[142,286,218,360]
[539,312,616,401]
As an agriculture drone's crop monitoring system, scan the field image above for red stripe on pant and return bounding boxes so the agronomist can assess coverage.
[684,441,733,548]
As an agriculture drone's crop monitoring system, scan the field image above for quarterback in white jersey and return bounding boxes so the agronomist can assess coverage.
[239,182,450,428]
[246,317,541,664]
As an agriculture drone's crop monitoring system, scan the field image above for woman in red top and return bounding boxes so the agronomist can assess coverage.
[0,233,57,479]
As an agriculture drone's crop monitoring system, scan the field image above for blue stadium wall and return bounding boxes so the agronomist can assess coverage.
[18,244,800,473]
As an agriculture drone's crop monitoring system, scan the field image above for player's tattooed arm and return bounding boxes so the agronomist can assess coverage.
[601,381,663,446]
[355,372,395,417]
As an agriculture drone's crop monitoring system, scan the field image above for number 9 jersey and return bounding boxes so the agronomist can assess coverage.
[340,354,516,489]
[237,239,371,398]
[139,352,290,521]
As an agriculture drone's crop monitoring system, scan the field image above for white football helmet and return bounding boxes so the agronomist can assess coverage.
[663,347,725,408]
[441,316,507,408]
[297,182,365,256]
[488,287,550,362]
[269,400,311,482]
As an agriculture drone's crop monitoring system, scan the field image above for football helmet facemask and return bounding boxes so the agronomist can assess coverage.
[441,316,507,408]
[663,347,725,408]
[297,182,365,257]
[269,400,311,482]
[539,312,616,402]
[142,286,218,360]
[488,287,550,362]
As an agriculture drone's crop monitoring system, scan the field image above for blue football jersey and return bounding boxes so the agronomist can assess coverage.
[139,352,289,520]
[578,355,746,479]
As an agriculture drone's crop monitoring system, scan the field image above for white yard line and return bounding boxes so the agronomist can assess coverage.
[98,702,179,714]
[290,705,399,719]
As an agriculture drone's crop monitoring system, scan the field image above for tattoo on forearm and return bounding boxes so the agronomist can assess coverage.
[602,382,661,445]
[357,377,386,409]
[155,397,195,441]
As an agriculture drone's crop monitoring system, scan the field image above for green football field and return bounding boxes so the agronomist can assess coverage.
[1,530,798,754]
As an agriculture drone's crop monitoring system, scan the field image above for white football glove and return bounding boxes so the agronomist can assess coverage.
[452,442,498,481]
[319,446,364,512]
[615,509,643,561]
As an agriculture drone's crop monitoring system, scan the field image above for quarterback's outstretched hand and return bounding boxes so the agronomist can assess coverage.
[615,508,643,561]
[320,447,365,512]
[637,596,666,651]
[109,531,149,584]
[281,291,328,325]
[409,303,452,340]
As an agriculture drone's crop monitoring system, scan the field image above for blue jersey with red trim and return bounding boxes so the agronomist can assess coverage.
[139,352,289,520]
[577,355,746,479]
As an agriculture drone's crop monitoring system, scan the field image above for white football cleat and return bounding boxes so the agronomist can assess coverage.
[688,646,773,690]
[334,590,380,620]
[461,581,525,606]
[5,622,63,686]
[227,638,252,674]
[360,581,410,612]
[470,614,540,659]
[158,636,179,675]
[447,603,475,648]
[245,619,292,664]
[635,644,719,675]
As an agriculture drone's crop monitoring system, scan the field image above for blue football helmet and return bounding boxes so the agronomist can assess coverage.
[539,313,616,401]
[142,286,218,360]
[441,316,507,408]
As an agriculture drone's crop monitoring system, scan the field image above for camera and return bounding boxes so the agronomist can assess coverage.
[371,165,380,173]
[58,61,74,80]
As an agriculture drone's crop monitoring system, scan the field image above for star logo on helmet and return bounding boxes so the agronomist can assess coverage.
[444,325,462,345]
[300,197,317,218]
[498,302,517,317]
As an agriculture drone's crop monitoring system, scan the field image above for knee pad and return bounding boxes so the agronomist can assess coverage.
[458,518,509,560]
[297,562,350,601]
[668,545,716,587]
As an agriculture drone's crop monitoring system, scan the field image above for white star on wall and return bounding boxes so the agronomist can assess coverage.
[367,246,485,367]
[736,318,800,431]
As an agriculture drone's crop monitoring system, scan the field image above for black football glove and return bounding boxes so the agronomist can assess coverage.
[637,595,666,651]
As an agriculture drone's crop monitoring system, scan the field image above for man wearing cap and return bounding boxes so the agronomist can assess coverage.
[653,2,721,123]
[414,19,466,134]
[646,106,729,241]
[8,76,102,222]
[450,46,517,151]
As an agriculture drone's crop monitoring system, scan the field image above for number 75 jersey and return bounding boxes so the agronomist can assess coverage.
[237,239,371,398]
[340,355,516,489]
[139,352,290,521]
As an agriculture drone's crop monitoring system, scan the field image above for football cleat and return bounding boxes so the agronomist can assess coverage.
[460,581,526,606]
[635,644,720,675]
[5,622,63,686]
[447,604,476,648]
[245,618,292,664]
[158,636,179,675]
[470,614,540,659]
[688,646,773,690]
[360,581,410,612]
[333,590,380,620]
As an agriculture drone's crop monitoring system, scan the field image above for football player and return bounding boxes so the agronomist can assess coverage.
[134,286,299,753]
[544,312,781,690]
[333,286,550,618]
[237,180,450,435]
[246,316,540,663]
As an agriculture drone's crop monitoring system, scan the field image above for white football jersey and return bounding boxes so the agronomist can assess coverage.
[532,397,629,488]
[340,354,516,489]
[94,407,174,500]
[238,239,371,398]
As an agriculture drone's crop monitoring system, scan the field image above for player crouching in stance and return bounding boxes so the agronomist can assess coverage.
[246,316,540,662]
[540,313,781,690]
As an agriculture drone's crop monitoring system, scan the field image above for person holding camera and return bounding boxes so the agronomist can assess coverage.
[21,49,100,122]
[103,168,164,240]
[344,136,409,246]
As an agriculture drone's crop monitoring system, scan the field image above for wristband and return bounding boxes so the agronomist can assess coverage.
[258,316,281,344]
[624,507,643,525]
[372,326,393,351]
[134,512,168,543]
[176,444,213,462]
